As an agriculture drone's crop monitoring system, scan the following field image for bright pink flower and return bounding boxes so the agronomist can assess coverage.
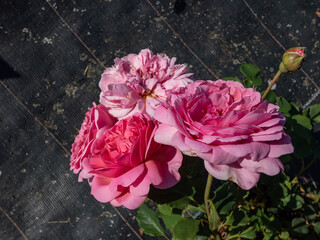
[99,49,193,119]
[82,114,182,209]
[154,80,293,190]
[70,103,116,178]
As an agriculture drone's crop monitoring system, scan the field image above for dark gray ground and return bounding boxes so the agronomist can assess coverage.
[1,0,319,239]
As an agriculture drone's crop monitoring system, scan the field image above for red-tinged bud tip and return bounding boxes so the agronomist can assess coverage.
[285,48,305,57]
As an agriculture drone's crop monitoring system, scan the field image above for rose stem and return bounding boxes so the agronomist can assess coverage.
[204,174,213,222]
[262,70,282,100]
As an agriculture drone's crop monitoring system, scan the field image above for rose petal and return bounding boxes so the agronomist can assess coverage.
[240,157,283,175]
[268,134,294,158]
[90,176,122,203]
[204,162,260,190]
[110,191,147,210]
[149,146,182,189]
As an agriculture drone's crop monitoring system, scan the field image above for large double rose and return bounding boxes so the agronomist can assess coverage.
[99,49,193,119]
[154,80,294,189]
[72,111,182,209]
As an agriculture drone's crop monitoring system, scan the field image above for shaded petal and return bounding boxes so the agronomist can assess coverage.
[240,157,283,175]
[108,164,146,192]
[108,107,134,119]
[268,134,294,158]
[184,137,212,153]
[150,146,182,189]
[251,125,284,136]
[251,132,283,142]
[154,124,178,146]
[249,142,270,161]
[199,146,239,164]
[90,176,122,203]
[171,131,192,153]
[110,191,147,210]
[257,117,285,128]
[235,112,271,126]
[154,105,169,124]
[204,161,260,190]
[128,161,163,197]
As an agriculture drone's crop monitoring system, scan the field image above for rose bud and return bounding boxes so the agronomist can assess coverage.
[279,47,305,73]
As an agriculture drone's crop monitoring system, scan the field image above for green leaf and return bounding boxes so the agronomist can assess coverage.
[285,117,313,158]
[268,175,289,206]
[169,197,190,209]
[159,213,181,231]
[186,204,205,213]
[291,217,309,235]
[240,64,260,78]
[157,204,172,215]
[290,102,300,113]
[136,204,164,237]
[313,222,320,235]
[286,117,311,141]
[304,205,316,221]
[309,103,320,119]
[276,97,291,115]
[282,194,305,210]
[239,226,257,239]
[263,232,273,240]
[260,211,280,232]
[222,77,242,82]
[208,200,220,231]
[240,63,260,79]
[313,114,320,123]
[240,64,262,87]
[225,208,250,227]
[243,78,253,88]
[213,182,248,215]
[252,75,262,87]
[173,218,200,240]
[219,200,236,215]
[279,231,290,240]
[262,90,276,103]
[306,103,320,123]
[292,114,312,130]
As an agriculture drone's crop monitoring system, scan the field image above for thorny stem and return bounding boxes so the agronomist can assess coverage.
[262,70,282,100]
[204,174,213,222]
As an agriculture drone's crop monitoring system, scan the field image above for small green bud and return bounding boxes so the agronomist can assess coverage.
[279,47,306,73]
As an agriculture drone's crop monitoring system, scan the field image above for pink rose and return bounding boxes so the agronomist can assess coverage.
[70,103,116,179]
[99,49,193,119]
[82,114,182,209]
[154,80,293,190]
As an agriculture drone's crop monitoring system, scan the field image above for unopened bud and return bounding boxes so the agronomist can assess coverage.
[279,47,305,73]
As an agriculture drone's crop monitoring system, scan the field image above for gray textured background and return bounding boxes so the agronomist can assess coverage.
[1,0,319,239]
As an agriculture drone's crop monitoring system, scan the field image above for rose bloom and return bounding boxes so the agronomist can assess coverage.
[154,80,294,190]
[70,103,116,180]
[99,49,193,119]
[81,113,182,209]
